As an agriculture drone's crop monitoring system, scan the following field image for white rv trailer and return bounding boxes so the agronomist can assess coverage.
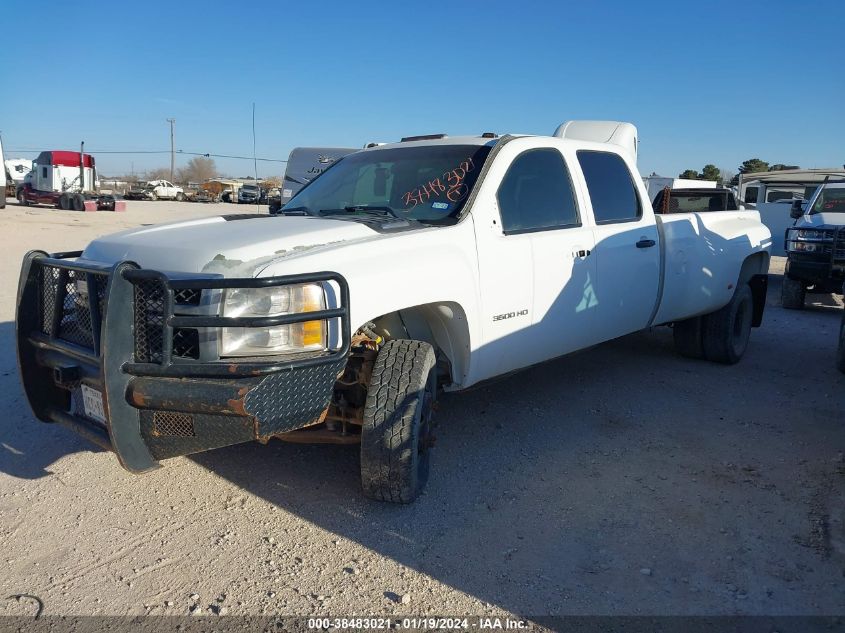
[5,158,32,185]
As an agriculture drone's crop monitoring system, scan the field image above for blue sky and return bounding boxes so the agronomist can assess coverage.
[1,1,842,179]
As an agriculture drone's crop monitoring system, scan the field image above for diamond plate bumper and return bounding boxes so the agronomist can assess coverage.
[16,250,350,472]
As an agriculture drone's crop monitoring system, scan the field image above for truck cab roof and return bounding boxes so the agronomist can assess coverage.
[360,121,639,160]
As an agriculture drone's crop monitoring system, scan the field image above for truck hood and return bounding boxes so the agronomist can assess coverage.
[797,212,845,228]
[81,214,379,276]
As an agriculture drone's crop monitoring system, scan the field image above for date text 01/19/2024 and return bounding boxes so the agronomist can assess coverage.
[306,617,528,629]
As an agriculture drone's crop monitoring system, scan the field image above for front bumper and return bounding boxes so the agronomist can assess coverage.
[16,251,350,473]
[784,226,845,292]
[785,254,845,291]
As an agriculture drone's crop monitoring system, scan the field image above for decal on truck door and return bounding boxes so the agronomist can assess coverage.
[493,309,529,322]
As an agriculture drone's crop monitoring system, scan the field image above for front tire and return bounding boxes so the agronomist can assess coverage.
[781,276,805,310]
[176,191,185,202]
[360,340,437,503]
[72,193,85,211]
[702,284,753,365]
[18,191,28,206]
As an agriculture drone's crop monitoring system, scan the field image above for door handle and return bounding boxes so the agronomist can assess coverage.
[572,249,592,258]
[636,239,656,248]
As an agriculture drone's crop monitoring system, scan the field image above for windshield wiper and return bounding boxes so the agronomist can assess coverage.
[318,205,402,219]
[277,206,310,215]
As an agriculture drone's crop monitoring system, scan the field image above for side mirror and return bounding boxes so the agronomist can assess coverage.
[790,199,804,219]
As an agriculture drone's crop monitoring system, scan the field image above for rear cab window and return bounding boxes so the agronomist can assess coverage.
[576,150,642,223]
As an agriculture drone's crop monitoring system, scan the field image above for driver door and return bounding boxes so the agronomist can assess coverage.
[472,142,598,381]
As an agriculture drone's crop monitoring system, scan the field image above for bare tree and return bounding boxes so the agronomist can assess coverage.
[718,167,736,185]
[145,167,171,181]
[261,176,282,190]
[177,157,217,184]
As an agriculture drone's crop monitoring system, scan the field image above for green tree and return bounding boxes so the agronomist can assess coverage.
[678,169,699,179]
[700,164,721,182]
[769,164,800,171]
[738,158,769,175]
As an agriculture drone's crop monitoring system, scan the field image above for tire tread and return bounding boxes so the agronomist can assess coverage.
[360,339,435,503]
[702,284,753,364]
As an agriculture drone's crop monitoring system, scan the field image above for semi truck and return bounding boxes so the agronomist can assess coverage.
[17,145,116,211]
[16,120,772,503]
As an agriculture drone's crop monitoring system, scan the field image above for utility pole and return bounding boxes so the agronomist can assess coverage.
[166,118,175,181]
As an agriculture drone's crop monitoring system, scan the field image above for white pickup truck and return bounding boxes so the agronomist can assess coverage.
[16,121,772,503]
[127,179,185,201]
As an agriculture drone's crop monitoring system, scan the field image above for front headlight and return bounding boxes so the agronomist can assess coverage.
[220,284,326,357]
[788,240,822,253]
[791,228,828,241]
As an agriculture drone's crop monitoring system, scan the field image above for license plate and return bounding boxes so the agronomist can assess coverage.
[80,384,107,424]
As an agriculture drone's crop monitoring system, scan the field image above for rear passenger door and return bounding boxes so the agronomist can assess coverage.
[576,150,660,341]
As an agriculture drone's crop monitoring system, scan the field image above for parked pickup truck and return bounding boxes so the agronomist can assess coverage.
[781,179,845,308]
[651,187,739,214]
[16,121,772,503]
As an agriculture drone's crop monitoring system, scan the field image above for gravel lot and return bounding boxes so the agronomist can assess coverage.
[0,199,843,619]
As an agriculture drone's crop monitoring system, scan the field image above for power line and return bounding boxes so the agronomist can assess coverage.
[5,148,289,163]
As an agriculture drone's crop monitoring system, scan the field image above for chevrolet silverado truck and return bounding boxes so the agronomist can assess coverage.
[781,180,845,308]
[16,121,772,503]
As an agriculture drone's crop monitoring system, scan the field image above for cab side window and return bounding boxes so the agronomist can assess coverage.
[497,148,579,235]
[745,186,759,204]
[577,150,642,223]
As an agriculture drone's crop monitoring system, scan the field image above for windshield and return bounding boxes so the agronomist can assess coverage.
[811,186,845,214]
[282,144,493,224]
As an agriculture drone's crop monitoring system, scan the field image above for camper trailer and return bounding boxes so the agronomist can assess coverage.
[270,146,358,213]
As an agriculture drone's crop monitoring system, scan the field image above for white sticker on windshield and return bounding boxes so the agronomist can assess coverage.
[432,202,449,210]
[282,189,293,198]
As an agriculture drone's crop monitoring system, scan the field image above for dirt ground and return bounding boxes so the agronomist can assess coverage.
[0,198,843,619]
